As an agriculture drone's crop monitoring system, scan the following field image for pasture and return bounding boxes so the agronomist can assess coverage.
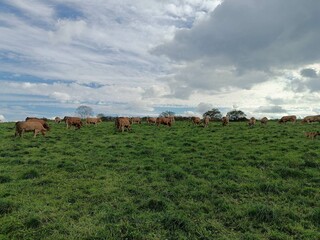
[0,121,319,239]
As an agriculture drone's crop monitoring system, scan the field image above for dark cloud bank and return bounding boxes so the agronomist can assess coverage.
[153,0,320,98]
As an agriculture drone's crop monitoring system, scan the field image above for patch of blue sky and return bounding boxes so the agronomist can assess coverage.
[0,2,52,29]
[0,2,21,15]
[54,4,84,20]
[0,72,73,85]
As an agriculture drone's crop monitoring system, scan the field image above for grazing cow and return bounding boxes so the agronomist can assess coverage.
[26,117,50,131]
[304,131,320,140]
[278,115,297,124]
[15,121,46,138]
[248,117,256,127]
[115,117,131,132]
[130,117,141,124]
[222,116,229,126]
[301,115,320,124]
[191,117,201,125]
[65,117,83,129]
[86,117,102,126]
[156,117,173,127]
[55,117,62,123]
[203,116,210,128]
[260,117,268,125]
[146,117,157,124]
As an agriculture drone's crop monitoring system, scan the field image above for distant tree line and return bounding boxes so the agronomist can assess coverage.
[80,106,249,122]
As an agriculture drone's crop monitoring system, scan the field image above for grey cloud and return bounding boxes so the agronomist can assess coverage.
[300,68,318,78]
[266,97,285,105]
[153,0,320,97]
[255,106,287,113]
[155,0,320,69]
[196,102,213,113]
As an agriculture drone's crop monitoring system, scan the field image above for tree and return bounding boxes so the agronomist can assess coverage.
[97,113,105,118]
[75,105,94,118]
[203,108,222,120]
[226,110,247,121]
[159,111,175,117]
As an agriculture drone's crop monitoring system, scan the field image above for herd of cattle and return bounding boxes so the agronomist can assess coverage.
[11,114,320,138]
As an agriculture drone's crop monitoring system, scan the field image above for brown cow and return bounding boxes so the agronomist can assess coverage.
[26,117,50,131]
[301,115,320,124]
[260,117,268,125]
[248,117,256,127]
[278,115,296,124]
[130,117,141,124]
[86,117,102,126]
[115,117,131,132]
[146,117,157,124]
[15,121,46,137]
[203,116,210,128]
[191,117,201,125]
[157,117,173,127]
[222,116,229,126]
[65,117,83,129]
[55,117,62,123]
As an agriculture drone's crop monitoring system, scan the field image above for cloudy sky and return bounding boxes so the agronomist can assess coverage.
[1,0,320,121]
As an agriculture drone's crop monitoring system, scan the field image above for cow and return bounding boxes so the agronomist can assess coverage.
[157,117,173,127]
[203,116,210,128]
[248,117,256,127]
[26,117,50,131]
[222,116,229,126]
[301,115,320,124]
[260,117,268,125]
[54,117,62,123]
[64,117,83,129]
[115,117,131,132]
[146,117,157,124]
[15,121,47,138]
[130,117,141,124]
[191,117,201,125]
[278,115,296,124]
[86,117,102,126]
[304,131,320,140]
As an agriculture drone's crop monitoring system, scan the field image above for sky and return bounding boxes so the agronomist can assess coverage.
[1,0,320,121]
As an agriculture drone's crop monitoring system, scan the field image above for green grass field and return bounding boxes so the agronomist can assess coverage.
[0,121,319,239]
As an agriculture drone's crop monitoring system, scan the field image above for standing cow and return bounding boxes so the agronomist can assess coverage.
[157,117,173,127]
[64,117,83,129]
[86,117,102,126]
[248,117,256,127]
[278,115,296,124]
[15,121,47,138]
[146,117,157,124]
[115,117,131,132]
[260,117,268,125]
[222,116,229,126]
[130,117,141,124]
[191,117,201,125]
[203,116,210,128]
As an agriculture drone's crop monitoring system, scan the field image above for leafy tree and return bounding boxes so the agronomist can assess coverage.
[203,108,222,120]
[226,110,247,121]
[159,111,175,117]
[75,105,94,118]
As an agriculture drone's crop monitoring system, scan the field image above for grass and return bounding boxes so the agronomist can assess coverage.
[0,120,319,239]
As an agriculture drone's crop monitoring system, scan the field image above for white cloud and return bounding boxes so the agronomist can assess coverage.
[0,115,5,122]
